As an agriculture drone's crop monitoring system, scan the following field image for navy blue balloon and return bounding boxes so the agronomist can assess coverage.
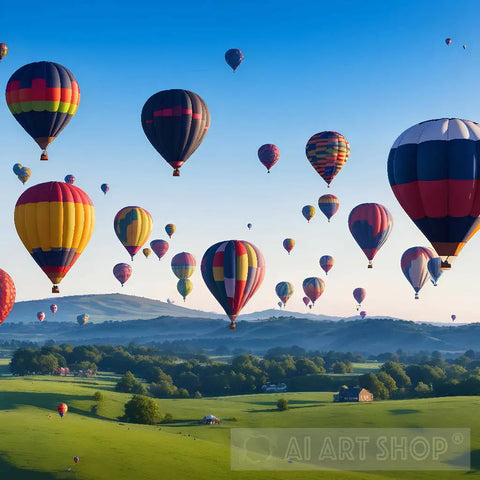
[225,49,244,72]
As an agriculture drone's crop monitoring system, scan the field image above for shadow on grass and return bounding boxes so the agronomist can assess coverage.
[388,409,421,415]
[0,453,72,479]
[246,399,324,406]
[246,404,324,413]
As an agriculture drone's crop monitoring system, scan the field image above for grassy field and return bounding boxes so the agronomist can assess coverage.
[0,371,478,479]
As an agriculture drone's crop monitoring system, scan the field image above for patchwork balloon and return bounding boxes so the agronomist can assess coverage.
[302,277,325,305]
[113,263,132,286]
[77,313,89,326]
[165,224,176,238]
[201,240,265,330]
[401,246,436,299]
[283,238,295,255]
[64,175,75,185]
[275,281,294,306]
[319,255,334,275]
[171,252,196,279]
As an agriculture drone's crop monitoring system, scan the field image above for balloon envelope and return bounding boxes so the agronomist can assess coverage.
[114,206,153,261]
[101,183,109,194]
[141,89,210,176]
[348,203,393,267]
[150,239,169,260]
[50,304,57,314]
[14,182,95,293]
[276,282,294,306]
[64,175,75,185]
[445,38,452,45]
[283,238,295,254]
[37,311,45,322]
[225,49,244,71]
[0,43,7,61]
[302,205,315,222]
[353,288,366,308]
[77,313,89,326]
[165,224,176,238]
[451,314,456,321]
[201,240,265,328]
[171,252,196,279]
[17,167,31,184]
[306,131,350,186]
[427,257,443,286]
[303,296,310,307]
[113,263,132,286]
[302,277,325,305]
[388,118,480,269]
[318,194,339,221]
[13,163,23,175]
[0,269,15,325]
[143,248,151,258]
[401,246,436,299]
[360,311,367,319]
[319,255,334,275]
[247,223,252,230]
[177,278,193,300]
[57,403,68,417]
[6,62,80,159]
[258,144,280,172]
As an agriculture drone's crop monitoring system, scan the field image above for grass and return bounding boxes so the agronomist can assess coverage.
[0,372,478,479]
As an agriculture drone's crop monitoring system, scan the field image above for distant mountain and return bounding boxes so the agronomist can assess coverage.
[7,293,345,324]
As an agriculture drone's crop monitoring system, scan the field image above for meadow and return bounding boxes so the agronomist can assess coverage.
[0,368,478,479]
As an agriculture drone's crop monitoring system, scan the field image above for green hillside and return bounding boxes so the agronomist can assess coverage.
[0,372,478,479]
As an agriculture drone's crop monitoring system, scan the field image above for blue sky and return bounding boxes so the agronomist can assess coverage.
[1,0,480,323]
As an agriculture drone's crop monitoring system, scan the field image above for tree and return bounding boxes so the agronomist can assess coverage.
[414,382,431,397]
[376,371,397,394]
[116,371,147,394]
[122,395,162,425]
[295,358,320,376]
[359,373,389,399]
[381,362,411,388]
[277,398,289,411]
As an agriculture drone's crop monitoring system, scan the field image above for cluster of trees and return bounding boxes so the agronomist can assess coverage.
[358,351,480,399]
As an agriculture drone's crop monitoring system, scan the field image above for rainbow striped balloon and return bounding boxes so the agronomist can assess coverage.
[318,194,339,222]
[302,277,325,305]
[275,281,294,306]
[171,252,196,279]
[114,206,153,261]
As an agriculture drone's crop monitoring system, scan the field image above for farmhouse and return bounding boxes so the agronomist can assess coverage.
[333,387,373,403]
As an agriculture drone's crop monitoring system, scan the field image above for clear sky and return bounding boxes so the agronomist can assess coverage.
[1,0,480,323]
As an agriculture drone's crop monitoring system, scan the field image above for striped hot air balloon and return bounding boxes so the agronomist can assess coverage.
[306,131,350,187]
[302,205,315,223]
[302,277,325,305]
[275,281,294,306]
[141,89,210,176]
[150,239,169,260]
[165,224,176,238]
[388,118,480,270]
[201,240,265,330]
[318,194,339,222]
[283,238,295,255]
[348,203,393,268]
[177,278,193,301]
[171,252,196,279]
[114,206,153,261]
[319,255,334,275]
[401,246,436,299]
[113,263,132,286]
[14,182,95,293]
[0,269,15,325]
[5,62,80,161]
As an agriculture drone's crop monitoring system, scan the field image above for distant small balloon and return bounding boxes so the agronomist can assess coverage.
[17,167,31,184]
[150,239,169,260]
[101,183,109,195]
[0,43,7,61]
[283,238,295,255]
[143,248,151,259]
[353,288,366,310]
[360,311,367,319]
[303,296,310,307]
[451,314,456,322]
[427,257,442,286]
[225,48,244,72]
[64,175,75,185]
[463,45,467,50]
[37,311,45,322]
[74,456,79,463]
[277,301,283,308]
[113,263,132,286]
[13,163,23,175]
[445,38,452,46]
[319,255,334,275]
[165,224,176,238]
[276,282,294,306]
[247,223,252,230]
[50,304,57,314]
[302,205,315,223]
[258,144,280,173]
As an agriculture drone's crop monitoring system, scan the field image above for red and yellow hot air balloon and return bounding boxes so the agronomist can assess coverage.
[302,277,325,305]
[143,248,151,259]
[6,62,80,161]
[150,239,169,260]
[113,263,132,287]
[165,224,176,238]
[0,43,7,61]
[171,252,196,279]
[114,206,153,261]
[57,403,68,418]
[201,240,265,330]
[306,131,350,187]
[14,182,95,293]
[283,238,295,255]
[0,269,15,325]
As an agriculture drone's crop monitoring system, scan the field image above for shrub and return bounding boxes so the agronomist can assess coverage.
[122,395,162,425]
[194,391,202,399]
[162,413,173,423]
[277,398,289,411]
[93,391,105,402]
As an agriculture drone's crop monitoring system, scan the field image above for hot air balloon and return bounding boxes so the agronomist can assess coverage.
[143,248,151,259]
[0,43,7,61]
[302,205,315,223]
[348,203,393,268]
[283,238,295,255]
[360,311,367,319]
[101,183,109,195]
[463,45,467,50]
[150,239,169,260]
[275,282,294,306]
[50,304,57,315]
[74,457,79,464]
[225,49,244,72]
[319,255,334,275]
[302,277,325,305]
[258,144,280,173]
[13,163,23,175]
[388,118,480,270]
[171,252,196,279]
[57,403,68,418]
[6,62,80,161]
[17,167,31,184]
[451,314,456,322]
[318,194,339,222]
[277,301,283,308]
[247,223,252,230]
[445,38,452,45]
[201,240,265,330]
[37,311,45,322]
[353,288,366,310]
[77,313,89,326]
[113,263,132,287]
[165,224,176,238]
[303,296,310,307]
[114,206,153,261]
[14,182,95,293]
[0,269,15,325]
[141,89,210,176]
[64,175,75,185]
[427,257,443,286]
[177,278,193,301]
[305,131,350,187]
[401,246,436,299]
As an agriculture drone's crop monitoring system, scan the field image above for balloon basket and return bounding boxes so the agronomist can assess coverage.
[368,263,373,269]
[229,323,236,330]
[52,286,59,294]
[40,151,48,161]
[440,260,451,270]
[415,293,419,300]
[173,169,180,177]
